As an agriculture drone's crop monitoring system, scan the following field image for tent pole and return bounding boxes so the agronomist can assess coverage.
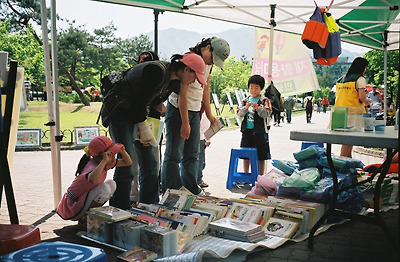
[40,0,58,209]
[154,9,160,54]
[51,0,62,209]
[383,46,387,123]
[267,4,276,86]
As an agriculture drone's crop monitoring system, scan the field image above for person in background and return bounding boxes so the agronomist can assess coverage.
[303,92,314,123]
[109,52,207,209]
[322,96,329,113]
[237,74,272,175]
[317,98,322,113]
[335,57,370,157]
[283,96,295,124]
[161,37,230,195]
[368,85,380,103]
[197,111,211,188]
[57,136,132,227]
[91,87,100,102]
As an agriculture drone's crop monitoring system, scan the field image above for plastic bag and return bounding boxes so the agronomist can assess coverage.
[282,167,320,190]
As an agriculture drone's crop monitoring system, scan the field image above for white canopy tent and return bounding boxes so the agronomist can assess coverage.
[39,0,399,208]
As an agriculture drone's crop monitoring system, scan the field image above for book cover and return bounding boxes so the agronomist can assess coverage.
[89,206,132,222]
[117,246,157,262]
[113,220,146,250]
[264,217,299,238]
[86,214,113,244]
[133,117,164,144]
[159,189,190,210]
[130,212,171,228]
[204,118,224,140]
[140,225,178,258]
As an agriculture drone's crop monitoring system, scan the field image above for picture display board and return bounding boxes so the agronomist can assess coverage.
[16,129,42,148]
[74,126,100,145]
[226,91,234,110]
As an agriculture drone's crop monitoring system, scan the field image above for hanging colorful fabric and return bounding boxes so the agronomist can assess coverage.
[301,6,329,49]
[314,11,342,65]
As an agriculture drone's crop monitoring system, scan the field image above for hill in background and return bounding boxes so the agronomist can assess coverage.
[147,27,365,62]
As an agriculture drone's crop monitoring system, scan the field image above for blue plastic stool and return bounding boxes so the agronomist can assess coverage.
[226,147,259,189]
[301,142,324,150]
[0,241,107,262]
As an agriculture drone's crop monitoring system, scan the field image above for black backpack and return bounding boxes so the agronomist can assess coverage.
[97,61,168,128]
[265,81,284,112]
[306,97,313,110]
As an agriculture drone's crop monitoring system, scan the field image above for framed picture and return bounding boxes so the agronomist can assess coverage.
[74,126,100,145]
[16,128,42,148]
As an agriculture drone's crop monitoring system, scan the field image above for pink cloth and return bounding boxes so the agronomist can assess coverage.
[57,158,115,220]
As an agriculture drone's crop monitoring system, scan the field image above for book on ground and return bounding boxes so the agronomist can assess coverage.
[264,217,299,238]
[117,246,157,262]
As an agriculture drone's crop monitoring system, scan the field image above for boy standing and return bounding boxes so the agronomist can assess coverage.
[237,75,272,175]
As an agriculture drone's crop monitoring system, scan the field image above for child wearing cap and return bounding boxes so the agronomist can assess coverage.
[107,52,206,208]
[161,37,230,195]
[57,136,132,226]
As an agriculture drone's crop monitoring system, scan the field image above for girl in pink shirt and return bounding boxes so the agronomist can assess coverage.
[57,136,132,224]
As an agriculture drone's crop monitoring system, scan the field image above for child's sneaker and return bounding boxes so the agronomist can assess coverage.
[198,181,209,188]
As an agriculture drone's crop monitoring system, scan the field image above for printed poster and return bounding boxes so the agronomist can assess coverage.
[252,28,319,96]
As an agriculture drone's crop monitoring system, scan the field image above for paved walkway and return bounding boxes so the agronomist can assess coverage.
[1,111,398,261]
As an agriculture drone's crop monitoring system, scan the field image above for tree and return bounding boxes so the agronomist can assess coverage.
[364,49,399,99]
[0,19,44,90]
[117,35,154,69]
[1,0,91,105]
[209,57,252,105]
[89,22,123,81]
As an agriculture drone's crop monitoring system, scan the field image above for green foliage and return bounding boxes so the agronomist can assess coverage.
[364,49,399,98]
[0,20,44,88]
[210,56,252,104]
[59,93,82,103]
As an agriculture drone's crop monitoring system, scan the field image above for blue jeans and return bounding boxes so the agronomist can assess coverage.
[134,141,159,204]
[286,110,292,123]
[109,117,139,210]
[161,102,201,195]
[197,139,206,184]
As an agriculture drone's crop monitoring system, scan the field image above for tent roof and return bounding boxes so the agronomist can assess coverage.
[93,0,399,51]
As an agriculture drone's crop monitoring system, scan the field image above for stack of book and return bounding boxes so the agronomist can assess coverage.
[86,206,133,244]
[140,224,178,258]
[208,218,265,243]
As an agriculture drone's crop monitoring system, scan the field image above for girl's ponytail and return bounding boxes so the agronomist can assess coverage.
[75,147,91,176]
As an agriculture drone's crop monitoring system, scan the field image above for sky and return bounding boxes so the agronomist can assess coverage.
[52,0,370,54]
